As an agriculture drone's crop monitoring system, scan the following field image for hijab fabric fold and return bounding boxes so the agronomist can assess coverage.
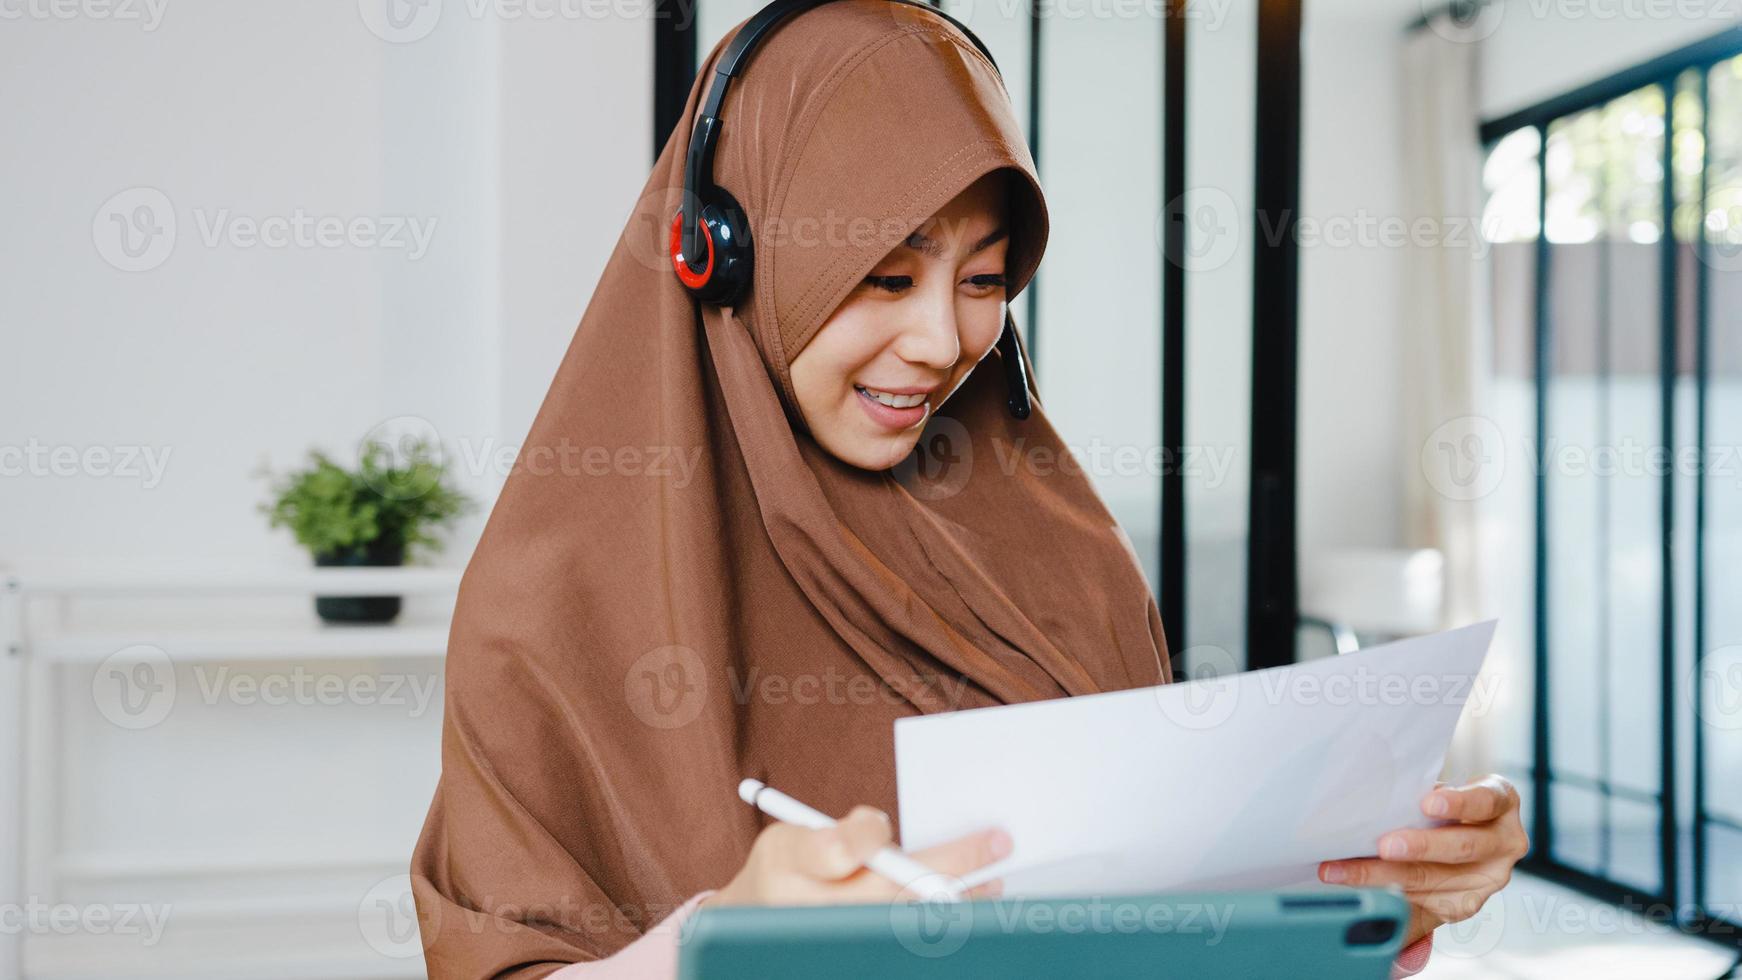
[411,4,1171,975]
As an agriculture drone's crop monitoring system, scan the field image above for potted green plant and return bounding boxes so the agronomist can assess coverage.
[261,437,473,623]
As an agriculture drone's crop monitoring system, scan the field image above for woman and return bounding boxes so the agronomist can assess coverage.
[409,3,1528,977]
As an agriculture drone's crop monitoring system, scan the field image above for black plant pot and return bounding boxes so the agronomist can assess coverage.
[313,539,406,624]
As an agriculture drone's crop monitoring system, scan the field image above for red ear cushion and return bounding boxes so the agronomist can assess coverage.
[669,212,714,289]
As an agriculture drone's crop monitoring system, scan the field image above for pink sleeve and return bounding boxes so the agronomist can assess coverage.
[1390,932,1433,979]
[547,890,716,980]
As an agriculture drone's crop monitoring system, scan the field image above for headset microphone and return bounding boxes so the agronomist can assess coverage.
[997,308,1031,420]
[669,0,1034,420]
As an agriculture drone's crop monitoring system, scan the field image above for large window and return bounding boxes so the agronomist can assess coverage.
[1482,40,1742,940]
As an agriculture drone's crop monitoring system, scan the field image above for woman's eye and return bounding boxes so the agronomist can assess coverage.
[863,275,913,293]
[860,273,1005,294]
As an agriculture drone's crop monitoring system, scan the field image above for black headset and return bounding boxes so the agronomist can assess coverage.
[668,0,1032,420]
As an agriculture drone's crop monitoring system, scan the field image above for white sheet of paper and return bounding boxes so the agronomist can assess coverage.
[895,620,1497,898]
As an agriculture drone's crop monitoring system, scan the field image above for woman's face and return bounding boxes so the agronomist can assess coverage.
[790,171,1012,471]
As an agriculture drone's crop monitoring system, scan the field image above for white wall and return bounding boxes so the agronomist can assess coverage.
[3,4,399,568]
[496,9,654,450]
[1298,3,1411,568]
[0,1,650,574]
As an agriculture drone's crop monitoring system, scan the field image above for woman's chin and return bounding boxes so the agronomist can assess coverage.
[829,428,922,472]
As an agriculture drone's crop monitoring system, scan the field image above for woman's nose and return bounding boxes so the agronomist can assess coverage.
[891,292,961,371]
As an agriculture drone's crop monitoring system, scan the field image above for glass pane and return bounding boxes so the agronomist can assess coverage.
[1182,3,1254,671]
[1702,54,1742,882]
[1710,823,1742,917]
[1596,86,1665,801]
[1543,84,1669,885]
[1609,796,1662,895]
[1552,781,1604,871]
[1544,109,1604,790]
[1032,0,1165,596]
[1481,126,1541,786]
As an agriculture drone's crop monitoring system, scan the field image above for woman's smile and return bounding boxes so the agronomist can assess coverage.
[853,383,934,430]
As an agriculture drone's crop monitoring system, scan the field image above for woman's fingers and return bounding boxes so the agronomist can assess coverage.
[908,826,1015,879]
[879,828,1011,902]
[1314,773,1531,938]
[785,805,895,881]
[1377,823,1511,864]
[713,810,1014,908]
[1423,775,1520,823]
[728,812,1013,907]
[1320,858,1500,893]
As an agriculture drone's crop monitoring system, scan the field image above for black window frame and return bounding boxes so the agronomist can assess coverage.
[1479,26,1742,949]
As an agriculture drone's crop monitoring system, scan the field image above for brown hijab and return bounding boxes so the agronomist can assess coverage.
[410,3,1171,975]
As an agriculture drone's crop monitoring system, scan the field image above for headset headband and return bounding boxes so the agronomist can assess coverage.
[679,0,1001,266]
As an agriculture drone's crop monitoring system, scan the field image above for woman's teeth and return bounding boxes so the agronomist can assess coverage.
[856,385,926,409]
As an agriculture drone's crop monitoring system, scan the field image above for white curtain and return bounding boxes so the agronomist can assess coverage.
[1399,14,1497,776]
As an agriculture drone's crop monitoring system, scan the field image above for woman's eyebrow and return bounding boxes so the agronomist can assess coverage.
[902,226,1008,258]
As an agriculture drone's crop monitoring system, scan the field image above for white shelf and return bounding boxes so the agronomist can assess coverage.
[34,625,450,663]
[1,565,460,980]
[26,930,423,980]
[8,566,463,598]
[57,849,405,881]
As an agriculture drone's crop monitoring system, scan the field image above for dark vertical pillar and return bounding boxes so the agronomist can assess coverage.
[1531,121,1554,865]
[1024,0,1043,358]
[1691,67,1712,923]
[1656,78,1680,908]
[654,0,698,162]
[1244,0,1302,670]
[1159,0,1187,670]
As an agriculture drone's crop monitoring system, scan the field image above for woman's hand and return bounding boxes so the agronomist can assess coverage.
[1318,775,1529,948]
[703,805,1012,908]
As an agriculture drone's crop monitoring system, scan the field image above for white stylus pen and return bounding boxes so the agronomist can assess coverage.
[737,778,963,902]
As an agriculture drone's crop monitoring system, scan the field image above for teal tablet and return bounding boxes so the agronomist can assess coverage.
[676,888,1410,979]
